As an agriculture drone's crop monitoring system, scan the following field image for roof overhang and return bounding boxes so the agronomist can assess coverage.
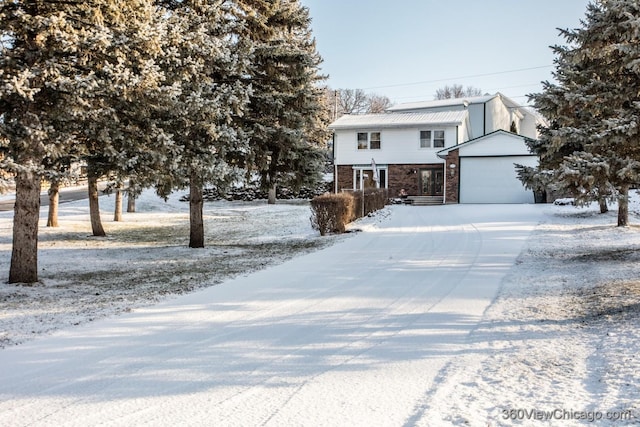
[437,129,537,158]
[329,111,467,131]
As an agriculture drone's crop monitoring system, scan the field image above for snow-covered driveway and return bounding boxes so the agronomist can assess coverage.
[0,204,543,426]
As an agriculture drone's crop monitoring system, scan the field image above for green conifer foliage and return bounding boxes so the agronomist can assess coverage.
[529,0,640,226]
[237,0,330,204]
[155,0,251,248]
[0,1,111,282]
[0,0,169,281]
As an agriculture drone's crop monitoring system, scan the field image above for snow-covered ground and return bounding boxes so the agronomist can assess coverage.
[0,189,346,348]
[0,191,639,426]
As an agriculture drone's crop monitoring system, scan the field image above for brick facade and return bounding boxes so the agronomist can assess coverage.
[336,163,444,198]
[444,150,460,204]
[336,165,354,192]
[387,164,417,197]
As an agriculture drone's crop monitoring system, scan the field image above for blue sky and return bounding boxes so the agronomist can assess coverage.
[299,0,591,106]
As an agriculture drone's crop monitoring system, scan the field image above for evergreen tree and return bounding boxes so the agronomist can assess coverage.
[70,0,170,236]
[237,0,330,204]
[156,0,250,248]
[0,0,169,282]
[527,0,640,226]
[0,1,112,282]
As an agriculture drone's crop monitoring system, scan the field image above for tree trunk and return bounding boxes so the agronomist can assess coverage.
[127,179,136,213]
[127,194,136,213]
[87,163,106,236]
[9,168,41,284]
[598,196,608,214]
[114,185,123,222]
[189,174,204,248]
[268,182,276,205]
[618,185,629,227]
[47,180,60,227]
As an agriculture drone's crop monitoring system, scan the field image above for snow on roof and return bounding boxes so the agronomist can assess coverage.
[329,110,467,130]
[387,94,498,112]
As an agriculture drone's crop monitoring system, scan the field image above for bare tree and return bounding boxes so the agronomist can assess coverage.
[337,88,369,114]
[327,88,393,118]
[367,94,392,113]
[435,84,482,100]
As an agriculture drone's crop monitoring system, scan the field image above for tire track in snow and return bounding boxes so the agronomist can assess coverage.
[0,205,545,427]
[253,212,486,426]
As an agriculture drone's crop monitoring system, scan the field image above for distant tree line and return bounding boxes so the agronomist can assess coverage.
[0,0,330,283]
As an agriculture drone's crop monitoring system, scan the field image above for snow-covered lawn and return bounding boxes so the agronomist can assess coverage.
[0,191,639,426]
[426,203,640,425]
[0,190,345,348]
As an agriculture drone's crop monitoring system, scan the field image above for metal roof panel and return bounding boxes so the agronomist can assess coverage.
[329,111,467,130]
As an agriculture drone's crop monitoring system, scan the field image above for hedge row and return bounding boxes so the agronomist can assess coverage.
[181,182,333,202]
[310,188,388,236]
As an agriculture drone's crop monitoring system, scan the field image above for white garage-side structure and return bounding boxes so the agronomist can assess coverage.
[437,130,538,204]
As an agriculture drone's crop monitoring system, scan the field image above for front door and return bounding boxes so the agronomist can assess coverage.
[420,168,444,196]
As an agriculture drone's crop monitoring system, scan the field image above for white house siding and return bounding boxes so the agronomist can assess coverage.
[386,93,541,140]
[449,131,537,204]
[333,126,459,166]
[459,156,537,204]
[467,103,485,139]
[456,132,533,157]
[485,96,512,135]
[458,119,470,144]
[519,114,539,139]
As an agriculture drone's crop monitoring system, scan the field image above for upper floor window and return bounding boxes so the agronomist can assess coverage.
[420,131,431,148]
[419,130,445,148]
[434,130,445,148]
[357,132,381,150]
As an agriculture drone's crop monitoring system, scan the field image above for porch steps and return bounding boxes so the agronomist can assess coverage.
[408,196,444,206]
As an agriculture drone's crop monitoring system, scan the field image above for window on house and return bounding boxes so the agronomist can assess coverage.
[353,167,387,189]
[434,130,445,148]
[357,133,368,150]
[378,169,386,188]
[420,131,431,148]
[357,132,381,150]
[419,129,445,148]
[370,132,381,149]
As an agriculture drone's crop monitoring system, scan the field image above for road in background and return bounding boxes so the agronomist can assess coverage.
[0,184,106,212]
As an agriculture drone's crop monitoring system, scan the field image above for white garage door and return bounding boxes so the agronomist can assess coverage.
[459,156,536,204]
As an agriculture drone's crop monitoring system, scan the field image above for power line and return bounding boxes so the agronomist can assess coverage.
[392,82,543,103]
[361,65,553,91]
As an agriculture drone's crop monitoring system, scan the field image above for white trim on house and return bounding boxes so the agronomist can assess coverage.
[436,129,536,158]
[350,164,388,190]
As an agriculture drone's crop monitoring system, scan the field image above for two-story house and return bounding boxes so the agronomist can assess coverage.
[330,92,541,204]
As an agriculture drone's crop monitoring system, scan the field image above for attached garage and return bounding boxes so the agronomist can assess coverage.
[438,130,538,204]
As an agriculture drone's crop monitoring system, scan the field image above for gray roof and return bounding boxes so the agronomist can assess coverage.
[329,110,467,130]
[387,94,498,112]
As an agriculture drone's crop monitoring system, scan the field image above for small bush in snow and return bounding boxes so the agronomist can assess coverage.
[310,193,355,235]
[310,189,388,235]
